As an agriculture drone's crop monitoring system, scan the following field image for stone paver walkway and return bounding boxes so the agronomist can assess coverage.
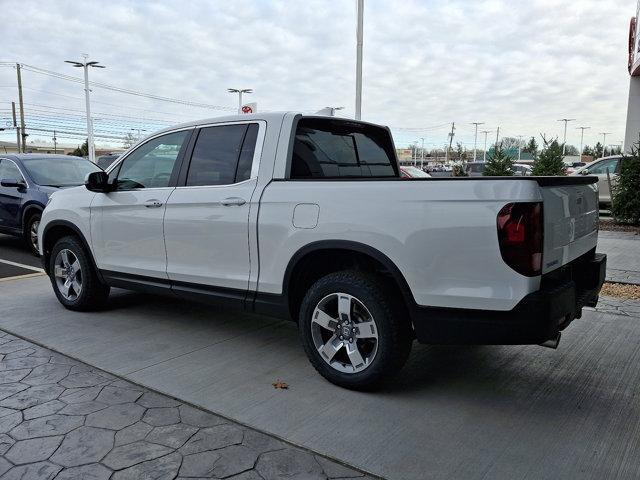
[0,331,372,480]
[598,230,640,285]
[591,295,640,318]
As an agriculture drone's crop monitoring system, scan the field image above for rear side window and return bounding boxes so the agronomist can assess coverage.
[291,118,397,179]
[186,123,258,186]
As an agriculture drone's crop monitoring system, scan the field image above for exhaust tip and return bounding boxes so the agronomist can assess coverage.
[539,333,561,349]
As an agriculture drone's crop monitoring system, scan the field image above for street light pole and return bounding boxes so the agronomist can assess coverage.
[576,126,590,161]
[471,122,484,161]
[52,130,57,154]
[227,88,253,114]
[481,130,491,161]
[517,135,524,162]
[355,0,364,120]
[599,132,611,158]
[65,55,105,164]
[420,137,425,169]
[557,118,576,155]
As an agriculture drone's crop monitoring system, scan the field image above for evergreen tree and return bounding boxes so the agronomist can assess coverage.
[611,141,640,224]
[69,139,89,157]
[523,136,538,157]
[532,137,566,176]
[483,143,514,176]
[593,142,603,159]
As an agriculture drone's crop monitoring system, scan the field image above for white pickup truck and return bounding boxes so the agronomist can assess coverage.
[39,112,606,389]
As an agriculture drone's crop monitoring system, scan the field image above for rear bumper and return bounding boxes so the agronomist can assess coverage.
[411,251,607,345]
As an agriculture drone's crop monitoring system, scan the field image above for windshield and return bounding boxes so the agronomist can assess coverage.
[21,157,102,187]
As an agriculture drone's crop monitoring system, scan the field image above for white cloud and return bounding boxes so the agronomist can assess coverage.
[0,0,631,150]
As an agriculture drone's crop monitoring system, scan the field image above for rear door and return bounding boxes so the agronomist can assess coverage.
[90,129,191,278]
[164,121,263,297]
[586,158,620,204]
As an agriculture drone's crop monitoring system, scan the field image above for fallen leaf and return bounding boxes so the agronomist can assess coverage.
[272,380,289,389]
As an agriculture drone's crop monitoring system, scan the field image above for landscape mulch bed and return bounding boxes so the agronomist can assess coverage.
[601,282,640,300]
[599,219,640,234]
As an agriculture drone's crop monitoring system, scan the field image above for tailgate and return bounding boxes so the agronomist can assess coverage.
[540,180,599,273]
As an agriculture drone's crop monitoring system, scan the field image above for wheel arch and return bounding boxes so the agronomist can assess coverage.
[21,203,43,233]
[281,240,415,322]
[41,220,102,281]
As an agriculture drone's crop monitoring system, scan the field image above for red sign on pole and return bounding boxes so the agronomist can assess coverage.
[242,105,253,114]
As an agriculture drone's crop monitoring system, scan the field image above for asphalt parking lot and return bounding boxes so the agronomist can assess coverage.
[1,233,640,479]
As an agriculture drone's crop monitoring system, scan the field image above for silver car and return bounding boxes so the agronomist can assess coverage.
[571,155,622,206]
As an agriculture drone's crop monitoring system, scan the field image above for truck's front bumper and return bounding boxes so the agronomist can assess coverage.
[412,251,607,345]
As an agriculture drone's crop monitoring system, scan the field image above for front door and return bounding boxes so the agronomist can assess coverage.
[0,159,26,232]
[164,122,262,294]
[90,129,191,278]
[587,158,620,204]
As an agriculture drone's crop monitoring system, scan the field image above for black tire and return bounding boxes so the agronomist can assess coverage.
[49,235,110,311]
[298,270,413,390]
[24,212,41,256]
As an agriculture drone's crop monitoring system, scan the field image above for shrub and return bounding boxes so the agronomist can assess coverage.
[452,164,467,177]
[532,137,566,176]
[611,144,640,225]
[483,144,514,176]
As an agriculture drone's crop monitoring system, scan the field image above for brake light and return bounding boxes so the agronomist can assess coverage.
[497,202,543,277]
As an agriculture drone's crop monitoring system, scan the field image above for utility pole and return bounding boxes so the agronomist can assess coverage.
[481,130,492,161]
[65,56,105,163]
[52,130,58,154]
[495,126,500,147]
[420,137,425,169]
[445,122,455,163]
[11,101,20,152]
[576,126,590,161]
[227,88,253,114]
[355,0,364,120]
[16,64,27,153]
[557,118,576,155]
[471,122,484,161]
[599,132,611,158]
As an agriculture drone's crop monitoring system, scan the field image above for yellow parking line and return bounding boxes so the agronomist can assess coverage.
[0,272,47,282]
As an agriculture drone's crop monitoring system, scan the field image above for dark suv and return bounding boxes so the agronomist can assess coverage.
[0,154,101,254]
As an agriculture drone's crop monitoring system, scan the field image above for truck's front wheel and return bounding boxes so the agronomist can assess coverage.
[298,270,412,390]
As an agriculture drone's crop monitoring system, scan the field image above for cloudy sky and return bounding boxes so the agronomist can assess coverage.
[0,0,633,151]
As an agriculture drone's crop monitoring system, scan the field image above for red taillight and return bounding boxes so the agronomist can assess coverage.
[497,202,543,277]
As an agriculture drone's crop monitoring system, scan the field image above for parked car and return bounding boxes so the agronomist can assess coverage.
[571,155,622,206]
[400,166,431,178]
[513,164,533,176]
[0,154,101,254]
[565,161,586,175]
[96,153,121,170]
[466,162,486,176]
[39,113,606,390]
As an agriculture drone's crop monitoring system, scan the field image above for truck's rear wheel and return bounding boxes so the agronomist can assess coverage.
[49,235,110,311]
[298,270,412,390]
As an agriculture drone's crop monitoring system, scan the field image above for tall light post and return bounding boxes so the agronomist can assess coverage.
[325,106,344,116]
[599,132,611,158]
[355,0,364,120]
[471,122,484,161]
[52,130,57,154]
[516,135,524,162]
[420,137,425,169]
[227,88,253,114]
[576,126,590,161]
[65,55,105,164]
[481,130,492,161]
[557,118,576,155]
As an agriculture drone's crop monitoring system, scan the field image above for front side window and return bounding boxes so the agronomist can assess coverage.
[21,157,100,187]
[114,131,189,189]
[589,159,619,175]
[0,160,24,182]
[291,118,397,179]
[186,123,258,187]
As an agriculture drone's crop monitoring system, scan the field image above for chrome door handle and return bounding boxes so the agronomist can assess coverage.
[221,197,246,206]
[145,200,163,208]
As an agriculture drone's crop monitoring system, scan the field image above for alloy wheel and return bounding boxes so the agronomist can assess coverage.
[54,249,83,301]
[311,292,379,374]
[30,219,40,252]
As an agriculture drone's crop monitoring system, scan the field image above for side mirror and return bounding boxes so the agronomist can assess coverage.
[85,171,112,193]
[580,169,589,175]
[0,178,25,189]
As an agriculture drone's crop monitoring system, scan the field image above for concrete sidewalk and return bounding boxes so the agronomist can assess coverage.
[599,230,640,284]
[1,277,640,479]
